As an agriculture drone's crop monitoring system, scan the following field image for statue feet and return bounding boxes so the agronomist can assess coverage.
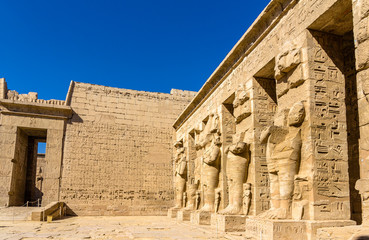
[184,204,195,211]
[258,207,288,219]
[172,204,182,210]
[218,205,242,215]
[198,203,214,212]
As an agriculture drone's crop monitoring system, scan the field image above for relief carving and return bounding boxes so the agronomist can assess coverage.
[243,183,252,215]
[233,85,251,124]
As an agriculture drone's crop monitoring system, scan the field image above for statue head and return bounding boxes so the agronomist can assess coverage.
[213,133,222,146]
[174,141,183,149]
[288,102,305,126]
[230,142,247,154]
[244,183,251,191]
[210,113,219,133]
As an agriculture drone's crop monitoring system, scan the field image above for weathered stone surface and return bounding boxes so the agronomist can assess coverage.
[171,0,364,239]
[1,0,369,239]
[190,211,211,225]
[245,218,355,240]
[210,213,246,232]
[0,79,196,216]
[176,209,191,221]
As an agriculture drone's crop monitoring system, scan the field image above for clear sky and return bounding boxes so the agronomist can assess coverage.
[1,0,270,101]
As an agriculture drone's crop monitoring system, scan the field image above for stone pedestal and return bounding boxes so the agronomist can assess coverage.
[190,211,212,225]
[167,208,179,218]
[245,217,355,240]
[317,225,369,240]
[210,213,246,232]
[177,209,192,221]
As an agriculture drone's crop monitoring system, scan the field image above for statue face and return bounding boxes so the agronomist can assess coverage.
[230,142,246,154]
[174,141,183,149]
[288,102,305,126]
[213,135,222,146]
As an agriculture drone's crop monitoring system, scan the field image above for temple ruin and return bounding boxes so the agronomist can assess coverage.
[1,0,369,239]
[168,0,369,239]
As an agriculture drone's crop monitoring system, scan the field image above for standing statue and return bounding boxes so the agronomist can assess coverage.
[219,85,251,215]
[198,114,221,212]
[173,140,187,209]
[259,102,305,219]
[219,139,250,215]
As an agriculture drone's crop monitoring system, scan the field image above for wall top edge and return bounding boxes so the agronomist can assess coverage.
[173,0,296,130]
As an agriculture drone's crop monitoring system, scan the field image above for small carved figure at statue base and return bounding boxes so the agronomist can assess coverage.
[243,183,251,215]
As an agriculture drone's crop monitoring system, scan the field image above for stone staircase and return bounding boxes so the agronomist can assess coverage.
[0,207,40,221]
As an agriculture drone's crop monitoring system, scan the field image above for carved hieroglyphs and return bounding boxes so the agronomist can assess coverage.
[0,0,368,238]
[171,0,365,238]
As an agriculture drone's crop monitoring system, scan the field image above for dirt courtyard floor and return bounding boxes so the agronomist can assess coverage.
[0,216,245,240]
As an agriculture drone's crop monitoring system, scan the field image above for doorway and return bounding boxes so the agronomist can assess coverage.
[9,128,47,206]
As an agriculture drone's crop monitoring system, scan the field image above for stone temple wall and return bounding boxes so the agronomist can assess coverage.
[60,82,195,215]
[169,0,369,239]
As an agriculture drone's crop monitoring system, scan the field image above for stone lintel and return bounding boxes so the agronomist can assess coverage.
[0,99,73,119]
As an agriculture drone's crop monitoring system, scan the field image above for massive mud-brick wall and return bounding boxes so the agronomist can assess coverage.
[60,82,195,216]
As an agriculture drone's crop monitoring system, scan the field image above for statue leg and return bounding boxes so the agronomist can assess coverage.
[219,158,247,215]
[175,174,186,208]
[200,167,218,212]
[278,160,296,218]
[270,172,280,209]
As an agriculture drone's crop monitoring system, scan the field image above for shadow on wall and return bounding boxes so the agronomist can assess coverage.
[65,203,78,216]
[71,111,83,123]
[356,237,369,240]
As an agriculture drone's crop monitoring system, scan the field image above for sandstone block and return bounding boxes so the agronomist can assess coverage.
[210,214,246,232]
[176,209,191,221]
[245,218,355,240]
[356,40,369,71]
[190,211,211,225]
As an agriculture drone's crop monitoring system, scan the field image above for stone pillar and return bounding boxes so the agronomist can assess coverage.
[0,78,7,99]
[307,30,351,221]
[42,128,65,205]
[353,0,369,226]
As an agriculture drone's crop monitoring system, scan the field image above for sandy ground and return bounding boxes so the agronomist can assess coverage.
[0,216,245,240]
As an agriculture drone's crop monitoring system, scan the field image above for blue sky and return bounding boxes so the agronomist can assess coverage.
[1,0,270,101]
